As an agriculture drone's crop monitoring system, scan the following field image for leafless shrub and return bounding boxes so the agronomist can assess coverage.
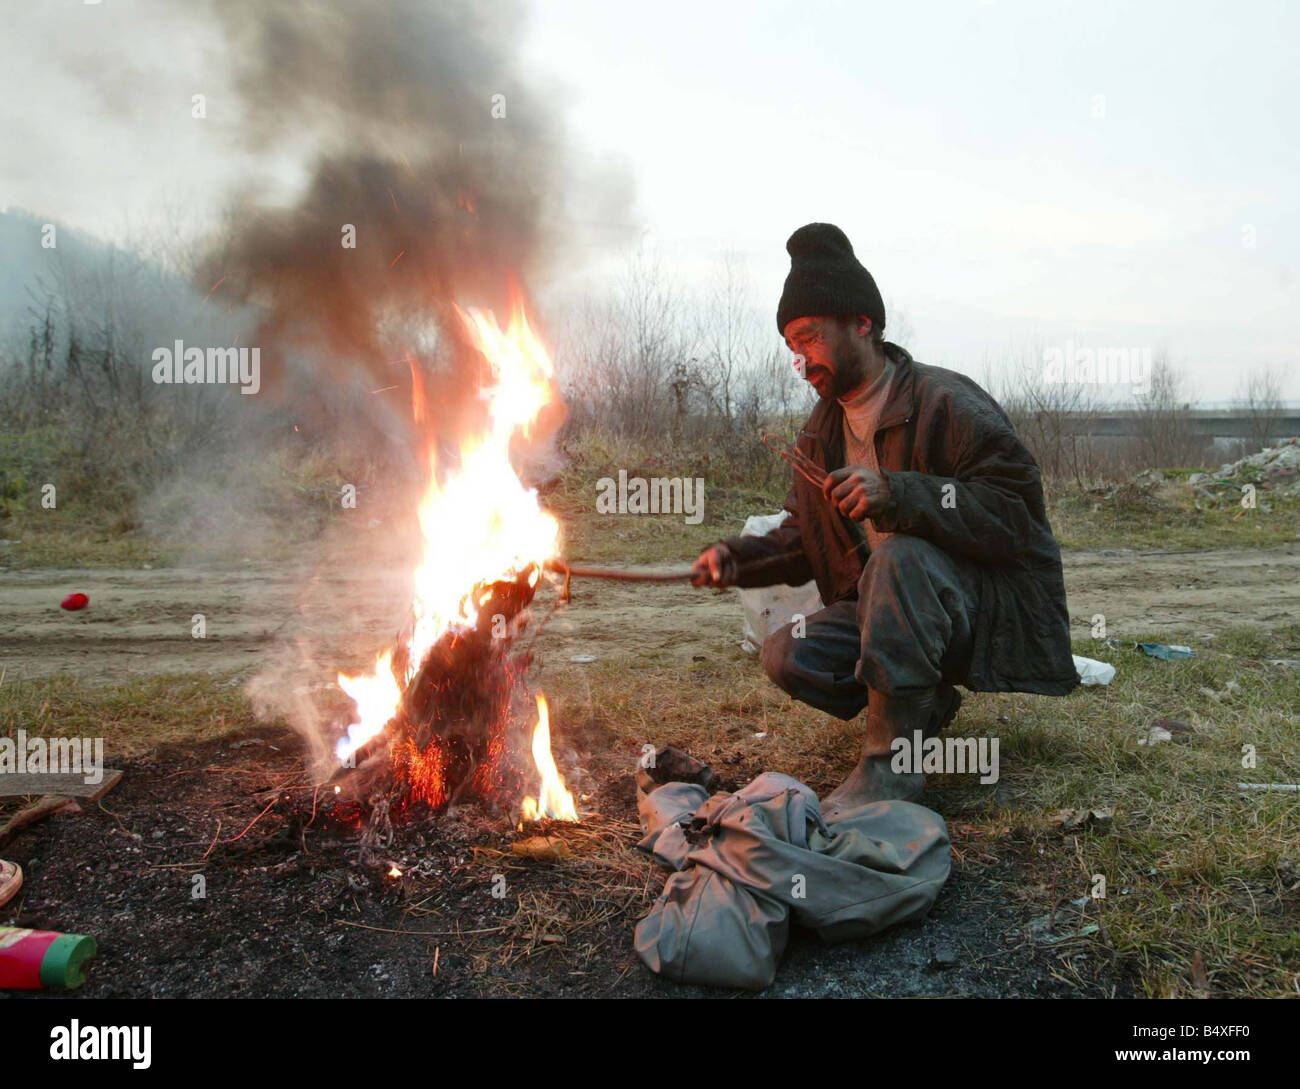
[556,251,811,486]
[558,250,682,445]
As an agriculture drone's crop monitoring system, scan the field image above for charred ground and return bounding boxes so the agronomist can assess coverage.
[2,722,1131,999]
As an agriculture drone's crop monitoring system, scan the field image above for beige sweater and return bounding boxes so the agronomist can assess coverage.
[838,357,895,553]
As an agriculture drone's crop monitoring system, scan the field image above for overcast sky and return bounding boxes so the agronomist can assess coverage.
[2,0,1296,402]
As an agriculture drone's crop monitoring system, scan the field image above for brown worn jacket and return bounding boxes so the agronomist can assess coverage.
[724,343,1078,695]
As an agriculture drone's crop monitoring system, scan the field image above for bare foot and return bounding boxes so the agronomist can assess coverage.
[820,757,924,822]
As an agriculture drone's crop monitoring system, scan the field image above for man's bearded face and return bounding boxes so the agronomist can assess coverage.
[783,316,861,399]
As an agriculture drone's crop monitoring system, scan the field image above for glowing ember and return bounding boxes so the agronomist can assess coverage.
[333,301,570,817]
[520,694,577,823]
[392,736,450,810]
[387,865,403,879]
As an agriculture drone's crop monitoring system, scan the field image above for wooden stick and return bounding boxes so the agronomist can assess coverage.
[545,561,694,582]
[0,769,122,800]
[545,553,826,601]
[0,795,82,847]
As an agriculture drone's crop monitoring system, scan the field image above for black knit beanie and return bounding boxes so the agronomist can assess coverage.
[776,223,885,336]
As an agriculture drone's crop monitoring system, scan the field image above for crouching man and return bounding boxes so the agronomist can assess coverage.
[692,223,1077,819]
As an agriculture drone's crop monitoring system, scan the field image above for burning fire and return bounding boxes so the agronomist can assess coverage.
[520,694,578,822]
[336,651,402,755]
[334,302,574,822]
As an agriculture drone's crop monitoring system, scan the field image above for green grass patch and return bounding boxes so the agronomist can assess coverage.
[7,423,1300,568]
[1050,481,1300,552]
[0,672,262,760]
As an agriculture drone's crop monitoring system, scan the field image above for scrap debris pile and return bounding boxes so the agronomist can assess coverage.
[1194,437,1300,500]
[1106,438,1300,513]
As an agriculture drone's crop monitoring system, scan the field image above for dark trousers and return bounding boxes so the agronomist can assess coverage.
[760,535,980,720]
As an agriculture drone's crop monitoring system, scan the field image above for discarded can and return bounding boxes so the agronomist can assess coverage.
[0,926,97,989]
[60,593,90,611]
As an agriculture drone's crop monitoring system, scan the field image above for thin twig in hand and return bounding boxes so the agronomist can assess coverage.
[763,433,867,559]
[762,433,829,489]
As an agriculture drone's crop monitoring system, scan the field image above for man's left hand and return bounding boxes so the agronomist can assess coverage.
[823,466,890,522]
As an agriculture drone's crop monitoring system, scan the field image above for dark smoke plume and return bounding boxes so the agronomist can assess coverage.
[191,0,629,398]
[183,1,633,764]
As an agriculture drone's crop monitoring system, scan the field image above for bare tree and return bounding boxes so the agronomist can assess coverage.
[552,249,815,492]
[696,252,748,422]
[1131,352,1205,468]
[555,250,684,444]
[1234,364,1285,454]
[983,345,1101,488]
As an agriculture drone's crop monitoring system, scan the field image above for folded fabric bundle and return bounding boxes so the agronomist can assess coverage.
[633,749,951,990]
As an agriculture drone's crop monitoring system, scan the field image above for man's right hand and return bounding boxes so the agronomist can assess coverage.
[691,544,737,587]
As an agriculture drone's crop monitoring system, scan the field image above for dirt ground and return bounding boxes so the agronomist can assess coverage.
[3,543,1298,998]
[3,543,1298,683]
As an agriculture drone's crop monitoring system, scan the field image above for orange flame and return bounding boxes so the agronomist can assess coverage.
[336,651,403,761]
[520,694,577,823]
[334,302,568,818]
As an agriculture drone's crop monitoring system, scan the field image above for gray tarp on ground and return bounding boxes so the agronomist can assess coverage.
[633,759,951,990]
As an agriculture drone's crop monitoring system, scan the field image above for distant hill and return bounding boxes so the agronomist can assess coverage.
[0,209,187,349]
[0,208,206,365]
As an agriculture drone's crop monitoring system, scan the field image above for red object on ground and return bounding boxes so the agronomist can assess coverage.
[60,593,89,611]
[0,925,97,989]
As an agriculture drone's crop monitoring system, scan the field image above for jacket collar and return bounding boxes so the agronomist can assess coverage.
[875,342,917,430]
[802,342,917,450]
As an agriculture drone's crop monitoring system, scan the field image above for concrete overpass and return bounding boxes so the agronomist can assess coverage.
[1062,409,1300,439]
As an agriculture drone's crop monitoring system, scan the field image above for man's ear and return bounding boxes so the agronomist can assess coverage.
[856,315,873,338]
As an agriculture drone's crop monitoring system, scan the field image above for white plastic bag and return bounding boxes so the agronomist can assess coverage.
[737,512,823,654]
[1073,654,1116,686]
